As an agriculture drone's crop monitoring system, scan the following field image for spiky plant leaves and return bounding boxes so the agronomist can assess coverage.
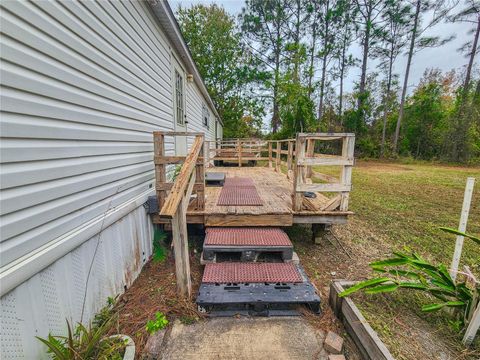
[364,283,399,294]
[339,277,392,297]
[422,301,465,312]
[439,227,480,245]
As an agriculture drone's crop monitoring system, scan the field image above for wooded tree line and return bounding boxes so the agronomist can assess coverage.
[177,0,480,163]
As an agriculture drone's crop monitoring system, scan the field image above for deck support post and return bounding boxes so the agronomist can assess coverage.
[292,135,306,211]
[306,138,314,179]
[340,135,355,211]
[196,139,205,210]
[237,139,242,167]
[171,196,192,298]
[287,141,294,179]
[268,142,273,168]
[312,223,331,244]
[154,133,166,210]
[275,141,281,172]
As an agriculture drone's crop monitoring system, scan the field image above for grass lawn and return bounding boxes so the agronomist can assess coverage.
[289,160,480,360]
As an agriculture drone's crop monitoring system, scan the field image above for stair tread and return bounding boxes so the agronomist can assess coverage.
[202,262,303,283]
[204,227,292,247]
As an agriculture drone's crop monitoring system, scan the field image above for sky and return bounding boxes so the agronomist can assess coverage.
[170,0,475,95]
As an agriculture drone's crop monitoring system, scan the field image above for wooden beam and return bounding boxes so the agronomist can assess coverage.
[153,155,186,164]
[268,142,273,168]
[195,144,205,210]
[298,157,354,166]
[153,133,166,211]
[275,141,281,172]
[293,215,348,224]
[205,214,293,227]
[152,214,205,224]
[153,131,203,136]
[340,135,355,211]
[171,197,192,298]
[321,194,342,211]
[298,183,351,192]
[160,135,204,218]
[305,138,314,178]
[292,135,306,211]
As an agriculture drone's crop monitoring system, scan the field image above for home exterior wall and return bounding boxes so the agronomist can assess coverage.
[0,1,220,357]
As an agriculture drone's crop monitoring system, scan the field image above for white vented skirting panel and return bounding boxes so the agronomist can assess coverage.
[0,206,153,359]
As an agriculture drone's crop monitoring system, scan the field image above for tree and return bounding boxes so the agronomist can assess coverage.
[353,0,388,118]
[393,0,454,153]
[241,0,293,133]
[449,0,480,93]
[316,0,344,123]
[374,0,411,156]
[177,4,266,138]
[333,0,358,119]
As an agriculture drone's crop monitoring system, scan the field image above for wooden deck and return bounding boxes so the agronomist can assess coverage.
[153,166,352,226]
[153,133,354,228]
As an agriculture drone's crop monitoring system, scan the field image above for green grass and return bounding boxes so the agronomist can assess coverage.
[308,160,480,358]
[315,161,480,267]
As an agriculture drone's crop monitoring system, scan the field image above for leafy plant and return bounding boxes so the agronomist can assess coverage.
[93,296,118,329]
[36,319,125,360]
[145,312,169,335]
[339,249,479,326]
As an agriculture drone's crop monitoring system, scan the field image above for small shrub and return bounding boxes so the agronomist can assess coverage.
[145,312,169,335]
[36,319,125,360]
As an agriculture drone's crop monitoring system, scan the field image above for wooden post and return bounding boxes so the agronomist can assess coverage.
[306,138,314,179]
[287,140,294,179]
[205,140,210,168]
[275,141,281,172]
[195,139,205,210]
[171,196,192,298]
[292,135,306,211]
[268,142,273,168]
[238,139,242,167]
[340,135,355,211]
[450,177,475,280]
[154,133,166,210]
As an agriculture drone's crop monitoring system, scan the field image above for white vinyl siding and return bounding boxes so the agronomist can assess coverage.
[0,0,216,271]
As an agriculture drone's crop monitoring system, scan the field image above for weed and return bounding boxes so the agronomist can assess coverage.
[179,315,198,325]
[145,312,169,335]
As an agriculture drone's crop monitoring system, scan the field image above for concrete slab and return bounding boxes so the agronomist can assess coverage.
[159,317,326,360]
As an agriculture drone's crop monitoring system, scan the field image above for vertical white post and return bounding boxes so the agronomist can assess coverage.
[450,177,475,281]
[463,302,480,346]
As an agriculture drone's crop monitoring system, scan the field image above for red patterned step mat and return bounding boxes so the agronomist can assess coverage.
[217,177,263,206]
[202,263,302,283]
[205,227,292,246]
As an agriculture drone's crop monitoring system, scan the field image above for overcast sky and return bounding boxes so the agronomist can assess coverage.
[170,0,476,95]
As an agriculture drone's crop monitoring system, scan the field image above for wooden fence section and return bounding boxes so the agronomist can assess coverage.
[292,133,355,212]
[153,131,206,297]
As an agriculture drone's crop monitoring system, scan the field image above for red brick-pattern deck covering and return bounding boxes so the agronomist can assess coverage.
[217,177,263,206]
[202,263,303,283]
[205,227,292,247]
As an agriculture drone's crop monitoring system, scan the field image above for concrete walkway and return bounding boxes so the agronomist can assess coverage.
[158,317,328,360]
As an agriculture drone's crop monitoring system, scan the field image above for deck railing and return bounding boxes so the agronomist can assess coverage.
[153,131,205,297]
[291,133,355,212]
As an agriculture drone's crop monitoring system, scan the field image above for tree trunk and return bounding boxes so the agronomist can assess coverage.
[338,33,347,120]
[272,50,281,133]
[381,47,394,157]
[308,17,318,99]
[463,14,480,93]
[393,0,421,153]
[318,0,330,123]
[357,14,371,111]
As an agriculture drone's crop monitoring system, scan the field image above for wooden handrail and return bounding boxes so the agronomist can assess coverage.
[160,135,204,218]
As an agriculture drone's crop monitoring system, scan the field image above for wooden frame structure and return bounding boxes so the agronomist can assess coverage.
[153,131,205,297]
[154,132,355,296]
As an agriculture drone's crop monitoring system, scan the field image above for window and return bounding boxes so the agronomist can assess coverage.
[202,103,210,128]
[174,70,184,125]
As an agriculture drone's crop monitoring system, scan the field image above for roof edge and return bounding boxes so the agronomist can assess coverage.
[148,0,223,125]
